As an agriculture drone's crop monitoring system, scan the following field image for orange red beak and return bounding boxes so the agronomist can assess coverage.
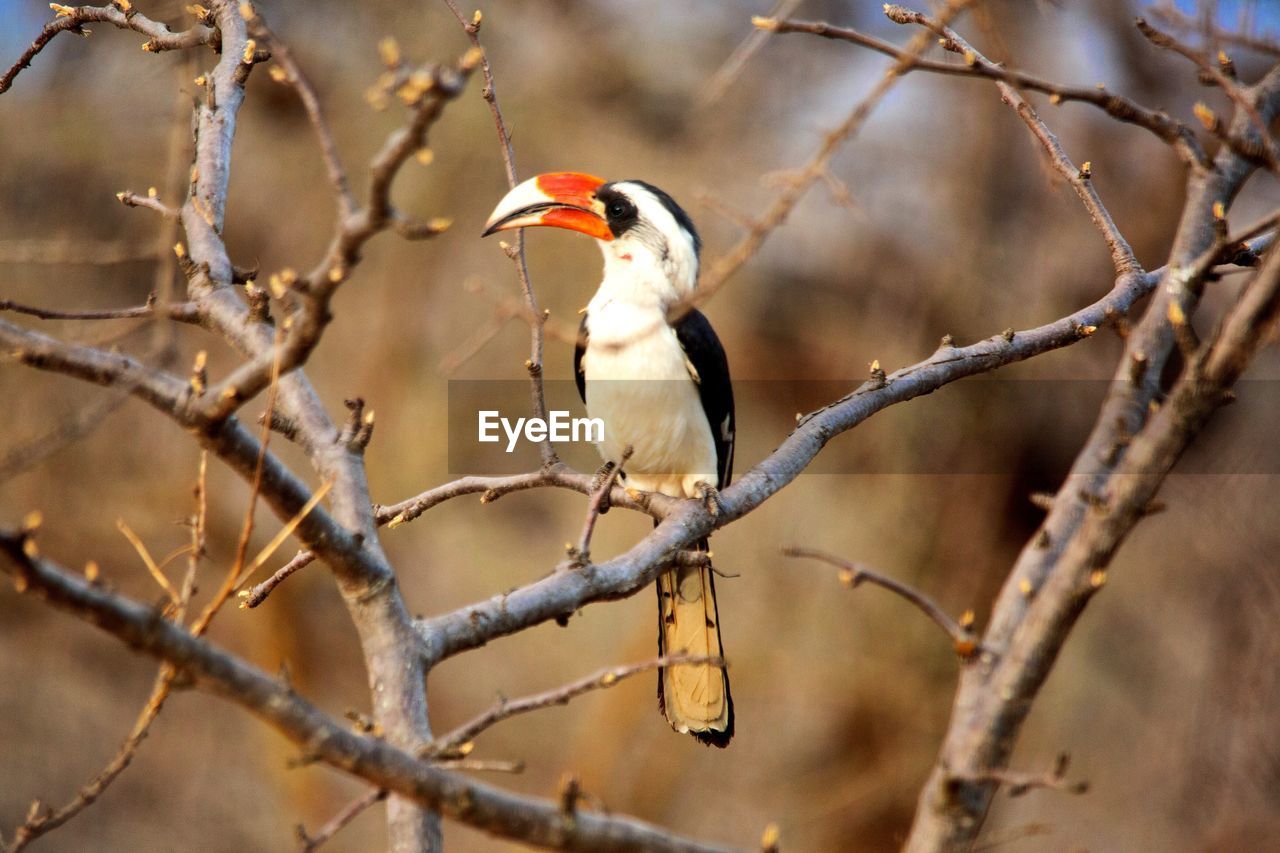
[482,172,613,241]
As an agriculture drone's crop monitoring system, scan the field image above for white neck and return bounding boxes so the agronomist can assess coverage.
[592,237,697,312]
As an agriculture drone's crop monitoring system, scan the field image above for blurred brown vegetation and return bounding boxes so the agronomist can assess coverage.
[3,0,1280,850]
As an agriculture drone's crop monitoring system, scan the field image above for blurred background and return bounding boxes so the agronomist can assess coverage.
[3,0,1280,850]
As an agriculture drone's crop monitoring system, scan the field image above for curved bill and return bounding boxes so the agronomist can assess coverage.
[482,171,613,241]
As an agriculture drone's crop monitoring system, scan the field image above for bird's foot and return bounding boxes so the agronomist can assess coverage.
[588,460,616,514]
[694,481,725,518]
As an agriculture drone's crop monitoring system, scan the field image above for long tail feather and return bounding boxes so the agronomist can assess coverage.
[657,537,733,747]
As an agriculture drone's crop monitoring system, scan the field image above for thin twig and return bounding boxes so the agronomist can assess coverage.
[234,479,333,592]
[193,329,285,633]
[253,22,357,221]
[441,0,557,466]
[297,789,388,853]
[699,0,804,106]
[570,446,632,565]
[432,758,525,773]
[678,0,976,318]
[0,295,198,323]
[764,11,1205,170]
[783,547,979,658]
[116,190,179,219]
[1135,17,1278,169]
[1148,3,1280,59]
[5,452,208,852]
[116,519,181,606]
[439,278,579,375]
[423,654,719,758]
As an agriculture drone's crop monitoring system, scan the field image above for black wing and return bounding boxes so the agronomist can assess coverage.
[573,313,588,404]
[674,309,735,489]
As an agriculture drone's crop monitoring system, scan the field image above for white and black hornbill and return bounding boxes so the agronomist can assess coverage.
[484,172,735,747]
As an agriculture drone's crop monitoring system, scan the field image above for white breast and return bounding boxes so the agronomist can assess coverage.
[582,299,717,499]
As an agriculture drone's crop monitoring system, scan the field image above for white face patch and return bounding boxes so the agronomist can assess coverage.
[599,182,700,303]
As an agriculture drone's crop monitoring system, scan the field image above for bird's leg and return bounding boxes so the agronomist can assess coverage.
[694,480,725,519]
[588,460,617,514]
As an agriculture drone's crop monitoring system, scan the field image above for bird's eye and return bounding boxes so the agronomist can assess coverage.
[607,200,630,219]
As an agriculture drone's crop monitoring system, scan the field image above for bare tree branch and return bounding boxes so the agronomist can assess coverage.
[1148,3,1280,59]
[418,265,1158,664]
[764,12,1206,170]
[1136,17,1279,169]
[881,7,1280,847]
[0,295,198,323]
[297,789,388,853]
[681,0,976,315]
[0,3,218,95]
[424,653,716,759]
[5,454,208,851]
[240,463,672,609]
[0,538,735,853]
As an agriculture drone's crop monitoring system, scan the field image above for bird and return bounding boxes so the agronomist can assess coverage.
[483,172,735,747]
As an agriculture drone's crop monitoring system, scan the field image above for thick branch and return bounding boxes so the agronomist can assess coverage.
[901,29,1280,851]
